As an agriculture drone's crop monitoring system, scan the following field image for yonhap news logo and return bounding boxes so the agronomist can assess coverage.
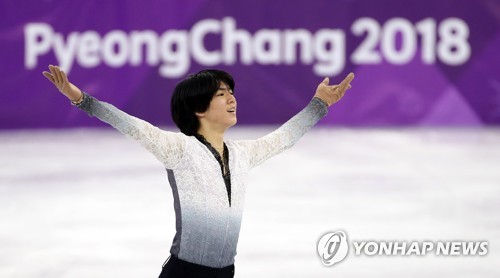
[317,231,349,266]
[317,230,488,267]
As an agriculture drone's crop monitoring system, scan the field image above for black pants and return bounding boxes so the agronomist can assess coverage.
[158,255,235,278]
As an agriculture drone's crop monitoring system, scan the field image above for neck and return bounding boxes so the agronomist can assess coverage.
[197,127,225,150]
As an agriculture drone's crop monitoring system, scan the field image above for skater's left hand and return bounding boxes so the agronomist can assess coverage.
[314,72,354,107]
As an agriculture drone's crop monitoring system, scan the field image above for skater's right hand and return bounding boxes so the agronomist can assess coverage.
[42,65,83,103]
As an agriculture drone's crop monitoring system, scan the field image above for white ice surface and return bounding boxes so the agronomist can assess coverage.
[1,127,499,277]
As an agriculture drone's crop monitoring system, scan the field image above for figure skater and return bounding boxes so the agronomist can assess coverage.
[42,65,354,278]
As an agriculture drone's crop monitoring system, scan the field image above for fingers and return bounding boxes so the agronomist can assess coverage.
[335,72,354,100]
[322,77,329,85]
[338,72,355,90]
[49,65,63,84]
[49,65,56,79]
[47,65,68,91]
[48,65,58,85]
[53,65,63,84]
[333,73,354,102]
[56,68,64,85]
[42,71,55,84]
[61,69,69,84]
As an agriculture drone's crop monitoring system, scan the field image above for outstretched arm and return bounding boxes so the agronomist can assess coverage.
[42,65,185,168]
[236,73,354,169]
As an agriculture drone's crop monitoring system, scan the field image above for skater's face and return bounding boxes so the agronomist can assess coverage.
[197,82,237,131]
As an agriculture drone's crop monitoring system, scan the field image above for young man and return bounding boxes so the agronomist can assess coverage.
[43,66,354,277]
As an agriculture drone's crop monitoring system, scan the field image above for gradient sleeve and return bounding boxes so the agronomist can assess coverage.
[235,97,328,169]
[76,92,186,168]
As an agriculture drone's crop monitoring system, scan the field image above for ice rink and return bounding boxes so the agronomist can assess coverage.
[1,127,499,277]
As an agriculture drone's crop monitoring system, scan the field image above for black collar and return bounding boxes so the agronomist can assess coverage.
[194,134,232,206]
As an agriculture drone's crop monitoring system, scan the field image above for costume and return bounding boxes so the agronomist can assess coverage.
[76,93,327,268]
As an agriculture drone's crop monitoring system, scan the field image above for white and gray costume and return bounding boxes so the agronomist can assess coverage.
[76,93,327,268]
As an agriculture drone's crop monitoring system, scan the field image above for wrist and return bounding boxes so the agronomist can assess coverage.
[313,95,330,107]
[70,91,84,105]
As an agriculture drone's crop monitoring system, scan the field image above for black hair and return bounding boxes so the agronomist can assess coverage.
[171,69,235,136]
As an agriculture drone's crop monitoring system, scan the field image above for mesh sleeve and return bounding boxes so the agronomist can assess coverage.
[235,97,328,169]
[76,92,186,168]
